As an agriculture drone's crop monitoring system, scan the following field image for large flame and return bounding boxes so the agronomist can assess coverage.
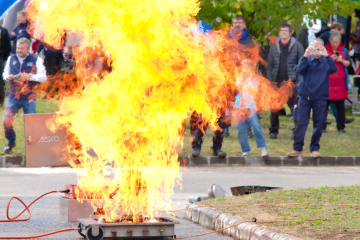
[26,0,294,219]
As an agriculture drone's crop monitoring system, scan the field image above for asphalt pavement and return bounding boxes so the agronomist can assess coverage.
[0,166,359,239]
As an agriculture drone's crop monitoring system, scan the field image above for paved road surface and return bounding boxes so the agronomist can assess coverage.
[0,166,359,239]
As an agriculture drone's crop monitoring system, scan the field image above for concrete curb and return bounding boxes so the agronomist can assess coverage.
[178,156,360,166]
[185,203,303,240]
[0,155,25,167]
[0,155,359,168]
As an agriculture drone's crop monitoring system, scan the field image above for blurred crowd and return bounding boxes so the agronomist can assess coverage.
[0,10,358,156]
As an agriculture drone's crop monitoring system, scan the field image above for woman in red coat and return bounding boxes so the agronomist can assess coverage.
[325,31,351,133]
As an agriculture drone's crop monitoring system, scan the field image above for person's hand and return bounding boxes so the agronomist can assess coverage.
[10,32,16,36]
[304,46,313,57]
[18,73,31,82]
[35,52,39,56]
[6,75,13,81]
[330,54,339,61]
[335,54,343,62]
[319,46,328,57]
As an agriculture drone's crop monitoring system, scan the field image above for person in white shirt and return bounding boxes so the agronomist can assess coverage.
[2,37,47,154]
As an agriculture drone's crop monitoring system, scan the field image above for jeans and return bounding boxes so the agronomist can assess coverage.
[3,96,36,143]
[246,120,251,130]
[236,112,266,153]
[293,97,326,152]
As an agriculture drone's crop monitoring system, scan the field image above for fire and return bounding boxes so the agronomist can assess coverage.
[26,0,294,220]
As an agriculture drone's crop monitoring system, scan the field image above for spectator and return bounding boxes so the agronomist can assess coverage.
[36,42,64,76]
[288,38,337,158]
[2,38,47,153]
[0,26,12,106]
[323,31,351,133]
[266,23,304,139]
[317,22,354,127]
[317,22,344,45]
[192,15,254,158]
[351,9,360,58]
[235,60,267,157]
[191,113,227,158]
[293,25,309,50]
[227,15,261,139]
[10,11,31,54]
[31,39,42,54]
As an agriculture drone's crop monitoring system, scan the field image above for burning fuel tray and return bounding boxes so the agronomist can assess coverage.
[78,217,179,240]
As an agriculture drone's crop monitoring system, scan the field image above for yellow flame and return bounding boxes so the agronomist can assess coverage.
[26,0,294,219]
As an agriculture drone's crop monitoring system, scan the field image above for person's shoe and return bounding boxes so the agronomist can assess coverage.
[270,132,277,139]
[326,120,332,125]
[192,148,201,157]
[261,147,268,158]
[338,129,346,133]
[242,152,249,156]
[4,142,16,154]
[345,118,355,124]
[287,150,302,157]
[310,151,321,158]
[286,113,292,117]
[213,149,226,158]
[247,129,253,138]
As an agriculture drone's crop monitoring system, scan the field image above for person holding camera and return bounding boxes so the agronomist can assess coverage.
[323,31,351,133]
[287,38,337,158]
[2,38,47,154]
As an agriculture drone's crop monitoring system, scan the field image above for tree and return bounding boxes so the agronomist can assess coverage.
[197,0,360,42]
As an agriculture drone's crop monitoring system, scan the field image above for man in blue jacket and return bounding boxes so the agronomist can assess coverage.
[10,11,31,54]
[287,38,337,158]
[2,38,47,154]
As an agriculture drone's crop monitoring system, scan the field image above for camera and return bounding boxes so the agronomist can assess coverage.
[335,51,340,56]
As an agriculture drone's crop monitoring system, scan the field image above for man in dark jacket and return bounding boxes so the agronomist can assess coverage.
[36,43,64,76]
[0,26,11,106]
[266,23,304,139]
[10,11,31,54]
[287,38,337,158]
[317,22,344,45]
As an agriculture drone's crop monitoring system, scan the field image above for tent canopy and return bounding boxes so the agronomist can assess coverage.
[0,0,25,31]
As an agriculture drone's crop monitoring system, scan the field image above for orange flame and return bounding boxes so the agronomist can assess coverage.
[25,0,294,220]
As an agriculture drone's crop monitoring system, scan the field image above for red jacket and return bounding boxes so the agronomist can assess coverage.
[325,43,348,100]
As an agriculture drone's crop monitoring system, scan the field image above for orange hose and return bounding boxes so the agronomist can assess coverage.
[0,190,58,222]
[0,191,78,239]
[0,228,78,239]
